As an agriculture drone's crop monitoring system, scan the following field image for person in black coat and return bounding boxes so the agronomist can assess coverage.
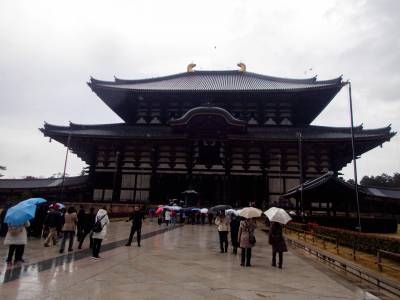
[77,205,86,241]
[230,215,240,254]
[0,204,10,237]
[125,206,144,247]
[78,207,96,249]
[268,222,288,268]
[43,207,61,247]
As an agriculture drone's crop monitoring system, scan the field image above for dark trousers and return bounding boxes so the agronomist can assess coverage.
[241,248,252,266]
[272,251,283,267]
[92,238,102,257]
[218,231,228,252]
[7,245,25,262]
[77,224,84,241]
[127,226,141,246]
[60,231,75,251]
[78,230,93,249]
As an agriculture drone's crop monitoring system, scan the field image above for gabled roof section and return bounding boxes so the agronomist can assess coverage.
[282,172,400,200]
[0,176,89,190]
[89,70,343,92]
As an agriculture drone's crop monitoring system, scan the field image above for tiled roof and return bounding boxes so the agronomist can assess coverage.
[0,176,88,189]
[282,173,400,200]
[41,122,394,142]
[89,70,343,92]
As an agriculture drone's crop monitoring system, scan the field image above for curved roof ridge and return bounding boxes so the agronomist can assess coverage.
[98,70,340,85]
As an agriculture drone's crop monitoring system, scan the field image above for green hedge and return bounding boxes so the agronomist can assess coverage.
[287,222,400,255]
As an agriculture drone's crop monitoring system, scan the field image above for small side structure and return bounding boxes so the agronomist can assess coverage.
[0,176,90,204]
[280,172,400,232]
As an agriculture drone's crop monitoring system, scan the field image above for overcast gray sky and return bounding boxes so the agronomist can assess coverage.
[0,0,399,180]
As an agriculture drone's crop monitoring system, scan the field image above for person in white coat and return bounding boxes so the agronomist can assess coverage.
[91,208,109,259]
[4,221,30,264]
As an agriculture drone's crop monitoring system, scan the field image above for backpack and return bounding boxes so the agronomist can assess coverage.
[8,225,23,236]
[92,215,106,233]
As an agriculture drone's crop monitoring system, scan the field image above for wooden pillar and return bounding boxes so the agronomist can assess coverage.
[112,149,123,202]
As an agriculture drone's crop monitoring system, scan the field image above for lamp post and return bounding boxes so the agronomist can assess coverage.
[347,81,362,232]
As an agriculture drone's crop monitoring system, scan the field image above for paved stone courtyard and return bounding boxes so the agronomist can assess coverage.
[0,221,393,299]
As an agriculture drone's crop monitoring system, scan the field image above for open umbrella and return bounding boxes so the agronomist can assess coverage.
[200,208,208,214]
[56,202,65,209]
[225,208,239,216]
[191,208,201,212]
[264,207,292,224]
[181,190,198,195]
[209,204,232,214]
[164,205,182,211]
[5,198,47,225]
[238,207,262,219]
[155,207,164,215]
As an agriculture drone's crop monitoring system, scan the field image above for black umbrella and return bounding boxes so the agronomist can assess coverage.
[209,204,232,214]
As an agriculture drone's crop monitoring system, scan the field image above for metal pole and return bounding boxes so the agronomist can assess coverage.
[297,131,304,220]
[348,82,362,232]
[59,133,71,202]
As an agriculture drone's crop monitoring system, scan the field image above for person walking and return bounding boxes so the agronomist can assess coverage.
[4,221,30,265]
[230,214,240,254]
[268,221,287,268]
[43,207,60,247]
[125,206,144,247]
[76,205,86,242]
[238,218,256,267]
[91,207,109,259]
[164,209,171,226]
[59,207,77,253]
[78,207,96,249]
[215,211,229,253]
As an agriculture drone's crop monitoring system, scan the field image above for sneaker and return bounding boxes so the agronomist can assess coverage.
[44,243,49,247]
[59,249,64,254]
[91,256,99,260]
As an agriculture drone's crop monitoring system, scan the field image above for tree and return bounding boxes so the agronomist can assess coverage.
[360,172,400,188]
[0,165,6,177]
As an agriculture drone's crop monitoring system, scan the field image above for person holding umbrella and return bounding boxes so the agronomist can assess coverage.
[4,220,30,264]
[3,198,47,264]
[238,207,261,267]
[238,218,256,266]
[264,207,291,269]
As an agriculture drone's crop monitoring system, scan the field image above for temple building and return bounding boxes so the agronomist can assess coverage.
[40,64,395,207]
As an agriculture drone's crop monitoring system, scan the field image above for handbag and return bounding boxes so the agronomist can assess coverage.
[249,234,256,245]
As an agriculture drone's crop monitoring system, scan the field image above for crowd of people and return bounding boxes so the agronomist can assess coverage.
[2,204,110,263]
[1,204,287,269]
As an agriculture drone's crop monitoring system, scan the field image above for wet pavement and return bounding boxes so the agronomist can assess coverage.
[0,221,392,299]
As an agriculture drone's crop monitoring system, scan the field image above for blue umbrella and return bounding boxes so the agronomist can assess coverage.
[16,198,47,207]
[4,198,47,225]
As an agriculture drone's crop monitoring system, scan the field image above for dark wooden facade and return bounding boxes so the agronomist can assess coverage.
[40,69,395,207]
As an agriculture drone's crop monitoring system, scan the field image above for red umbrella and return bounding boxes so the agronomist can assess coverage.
[155,207,163,215]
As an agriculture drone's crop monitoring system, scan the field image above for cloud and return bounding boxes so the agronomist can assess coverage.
[0,0,399,179]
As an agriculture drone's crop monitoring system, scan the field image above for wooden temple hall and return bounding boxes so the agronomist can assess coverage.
[40,64,395,207]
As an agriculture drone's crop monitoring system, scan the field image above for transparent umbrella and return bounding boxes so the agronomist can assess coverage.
[264,207,292,224]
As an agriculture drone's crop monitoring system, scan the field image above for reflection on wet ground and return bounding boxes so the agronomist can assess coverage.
[0,222,395,299]
[0,224,180,284]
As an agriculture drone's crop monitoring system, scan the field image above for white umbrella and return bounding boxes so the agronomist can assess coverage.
[225,208,239,216]
[264,207,292,224]
[200,208,208,214]
[238,207,262,219]
[164,205,182,211]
